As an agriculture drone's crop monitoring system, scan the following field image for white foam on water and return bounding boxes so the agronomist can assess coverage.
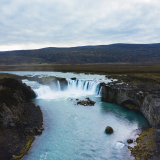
[113,141,125,150]
[40,152,48,160]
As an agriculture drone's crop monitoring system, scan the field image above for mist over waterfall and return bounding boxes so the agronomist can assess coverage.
[34,79,102,99]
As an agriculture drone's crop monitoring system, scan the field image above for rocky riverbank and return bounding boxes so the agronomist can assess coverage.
[0,77,43,160]
[101,75,160,159]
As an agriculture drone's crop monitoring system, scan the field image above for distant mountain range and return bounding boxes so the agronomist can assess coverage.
[0,43,160,65]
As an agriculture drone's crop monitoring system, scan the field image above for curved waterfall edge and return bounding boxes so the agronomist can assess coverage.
[34,79,103,99]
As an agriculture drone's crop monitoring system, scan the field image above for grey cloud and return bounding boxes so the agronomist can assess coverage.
[0,0,160,50]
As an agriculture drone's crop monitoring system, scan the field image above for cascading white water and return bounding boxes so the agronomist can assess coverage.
[98,86,102,96]
[57,80,61,91]
[34,79,101,99]
[34,85,54,99]
[67,79,100,93]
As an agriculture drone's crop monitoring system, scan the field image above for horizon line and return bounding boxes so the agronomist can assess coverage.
[0,42,160,52]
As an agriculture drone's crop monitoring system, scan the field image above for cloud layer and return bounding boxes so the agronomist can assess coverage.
[0,0,160,50]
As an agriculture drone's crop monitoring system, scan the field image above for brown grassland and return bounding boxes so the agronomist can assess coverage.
[0,63,160,86]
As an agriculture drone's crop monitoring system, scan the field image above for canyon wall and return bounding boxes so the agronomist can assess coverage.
[101,83,160,128]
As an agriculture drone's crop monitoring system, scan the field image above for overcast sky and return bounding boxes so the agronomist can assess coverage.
[0,0,160,51]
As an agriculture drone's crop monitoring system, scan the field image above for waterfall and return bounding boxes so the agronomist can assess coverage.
[57,81,61,91]
[67,79,100,94]
[34,85,53,99]
[98,86,102,96]
[34,79,101,99]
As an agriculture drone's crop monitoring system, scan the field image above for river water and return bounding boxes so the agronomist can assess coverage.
[1,71,150,160]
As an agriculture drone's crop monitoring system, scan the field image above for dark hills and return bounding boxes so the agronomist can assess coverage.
[1,43,160,65]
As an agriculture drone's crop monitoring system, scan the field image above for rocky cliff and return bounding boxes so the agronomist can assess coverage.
[101,82,160,128]
[0,77,43,160]
[101,78,160,159]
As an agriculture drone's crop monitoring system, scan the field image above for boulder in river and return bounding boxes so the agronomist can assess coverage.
[105,126,114,133]
[127,139,133,144]
[77,97,96,106]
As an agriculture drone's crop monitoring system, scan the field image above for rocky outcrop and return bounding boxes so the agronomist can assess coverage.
[127,139,133,144]
[0,78,36,128]
[0,78,43,160]
[77,97,96,106]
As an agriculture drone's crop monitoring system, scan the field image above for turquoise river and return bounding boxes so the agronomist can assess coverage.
[0,71,150,160]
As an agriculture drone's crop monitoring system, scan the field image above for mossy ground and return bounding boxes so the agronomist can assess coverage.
[12,137,35,160]
[129,128,156,160]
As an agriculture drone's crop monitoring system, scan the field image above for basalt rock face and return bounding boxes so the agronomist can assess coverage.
[0,78,43,160]
[101,83,160,128]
